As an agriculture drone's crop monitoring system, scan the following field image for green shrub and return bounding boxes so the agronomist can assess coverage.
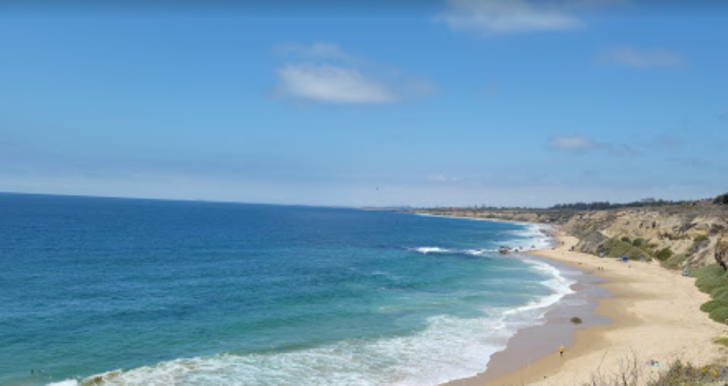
[661,253,686,270]
[632,238,645,247]
[715,193,728,205]
[712,287,728,299]
[691,264,726,279]
[694,234,709,242]
[703,282,728,295]
[701,300,728,313]
[715,291,728,302]
[649,359,725,385]
[599,238,649,260]
[696,275,719,287]
[713,337,728,347]
[696,276,728,294]
[693,265,728,324]
[621,236,631,243]
[709,306,728,323]
[655,247,673,261]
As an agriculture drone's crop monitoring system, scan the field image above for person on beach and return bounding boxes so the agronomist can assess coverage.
[560,346,564,357]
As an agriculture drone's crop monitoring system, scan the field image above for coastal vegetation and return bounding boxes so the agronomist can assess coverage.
[712,337,728,348]
[661,253,687,270]
[550,197,691,211]
[581,234,687,265]
[655,247,674,261]
[594,236,689,267]
[692,264,728,323]
[581,356,727,386]
[632,237,646,247]
[647,360,725,386]
[715,193,728,205]
[597,237,652,260]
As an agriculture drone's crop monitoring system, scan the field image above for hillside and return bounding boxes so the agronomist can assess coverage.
[409,204,728,269]
[562,205,728,269]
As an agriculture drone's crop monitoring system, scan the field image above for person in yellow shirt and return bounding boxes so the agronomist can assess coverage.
[559,346,564,357]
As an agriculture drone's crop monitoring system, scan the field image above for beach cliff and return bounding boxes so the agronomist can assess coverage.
[409,204,728,270]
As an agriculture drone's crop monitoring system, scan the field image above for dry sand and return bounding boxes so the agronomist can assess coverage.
[450,232,728,386]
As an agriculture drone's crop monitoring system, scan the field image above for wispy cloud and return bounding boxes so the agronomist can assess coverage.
[274,42,348,60]
[437,0,584,37]
[276,64,398,104]
[273,42,432,105]
[598,46,684,68]
[548,135,637,156]
[429,174,463,183]
[548,135,598,151]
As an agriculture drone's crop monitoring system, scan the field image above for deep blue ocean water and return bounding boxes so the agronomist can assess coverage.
[0,194,568,386]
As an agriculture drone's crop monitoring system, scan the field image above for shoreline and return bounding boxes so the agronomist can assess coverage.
[442,231,727,386]
[409,211,553,229]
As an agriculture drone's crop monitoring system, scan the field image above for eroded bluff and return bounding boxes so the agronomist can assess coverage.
[562,206,728,269]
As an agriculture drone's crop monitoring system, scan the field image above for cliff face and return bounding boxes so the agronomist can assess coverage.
[563,206,728,268]
[409,205,728,269]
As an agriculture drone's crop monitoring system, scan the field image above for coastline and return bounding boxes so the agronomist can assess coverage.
[410,211,551,229]
[443,230,727,386]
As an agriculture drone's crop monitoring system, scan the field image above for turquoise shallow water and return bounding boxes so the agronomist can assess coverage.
[0,193,566,386]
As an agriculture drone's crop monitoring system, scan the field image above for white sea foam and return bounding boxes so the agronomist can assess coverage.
[503,258,575,319]
[412,246,451,254]
[74,308,548,386]
[72,260,574,386]
[502,224,553,252]
[410,247,496,256]
[47,380,78,386]
[464,249,489,256]
[66,222,570,386]
[412,223,552,258]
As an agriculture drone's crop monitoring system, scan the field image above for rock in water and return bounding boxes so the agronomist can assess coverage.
[570,317,583,325]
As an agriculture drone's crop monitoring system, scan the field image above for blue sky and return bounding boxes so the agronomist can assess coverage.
[1,0,727,207]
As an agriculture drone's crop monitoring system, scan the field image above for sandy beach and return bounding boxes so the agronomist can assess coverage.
[448,231,728,386]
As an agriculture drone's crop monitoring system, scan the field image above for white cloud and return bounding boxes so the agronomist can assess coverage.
[429,174,463,183]
[548,135,598,151]
[599,47,684,68]
[548,135,639,156]
[438,0,583,37]
[275,42,348,60]
[273,42,434,105]
[276,63,398,104]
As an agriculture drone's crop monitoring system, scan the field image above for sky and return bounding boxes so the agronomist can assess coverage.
[1,0,727,207]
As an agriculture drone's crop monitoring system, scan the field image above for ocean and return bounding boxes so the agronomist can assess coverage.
[0,193,572,386]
